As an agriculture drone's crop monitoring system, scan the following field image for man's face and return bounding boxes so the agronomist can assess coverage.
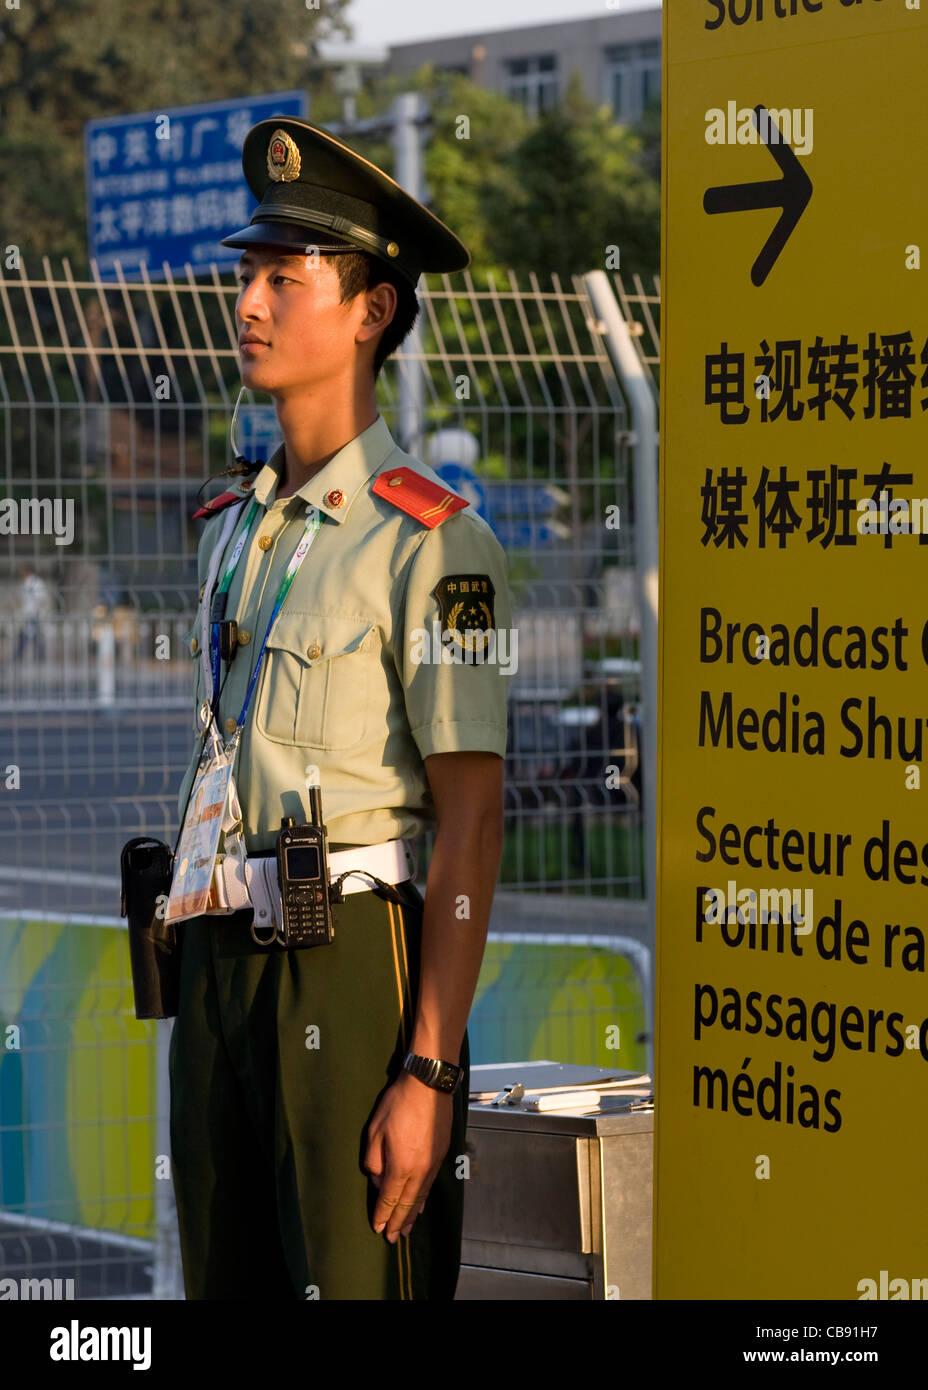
[234,247,371,395]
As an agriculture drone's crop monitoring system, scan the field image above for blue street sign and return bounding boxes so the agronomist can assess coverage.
[237,405,282,464]
[85,90,307,281]
[492,519,561,548]
[484,484,563,519]
[433,462,487,517]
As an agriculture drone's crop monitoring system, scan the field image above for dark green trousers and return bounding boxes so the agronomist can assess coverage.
[168,876,469,1300]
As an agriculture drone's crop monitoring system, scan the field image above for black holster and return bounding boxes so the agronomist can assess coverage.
[120,836,181,1020]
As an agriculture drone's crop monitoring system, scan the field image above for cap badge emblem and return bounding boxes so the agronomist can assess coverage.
[267,129,301,182]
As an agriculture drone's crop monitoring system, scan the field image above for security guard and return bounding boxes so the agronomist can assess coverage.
[169,118,512,1301]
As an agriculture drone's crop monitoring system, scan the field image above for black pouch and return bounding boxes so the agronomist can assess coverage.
[120,836,181,1020]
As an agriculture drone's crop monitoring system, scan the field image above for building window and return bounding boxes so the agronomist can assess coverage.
[505,54,559,117]
[603,40,661,123]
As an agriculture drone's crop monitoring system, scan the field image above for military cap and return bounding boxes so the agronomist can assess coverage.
[220,117,469,287]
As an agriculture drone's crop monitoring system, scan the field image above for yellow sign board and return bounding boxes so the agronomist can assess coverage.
[657,1,928,1299]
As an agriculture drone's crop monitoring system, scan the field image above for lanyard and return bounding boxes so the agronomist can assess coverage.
[199,502,246,718]
[210,497,259,707]
[207,504,323,747]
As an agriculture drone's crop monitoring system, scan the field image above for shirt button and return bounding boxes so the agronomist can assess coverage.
[307,642,322,660]
[198,583,205,600]
[258,535,273,551]
[189,636,198,654]
[224,717,237,735]
[237,629,251,645]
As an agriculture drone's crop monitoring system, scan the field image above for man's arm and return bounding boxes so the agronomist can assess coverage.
[410,749,504,1058]
[363,749,504,1243]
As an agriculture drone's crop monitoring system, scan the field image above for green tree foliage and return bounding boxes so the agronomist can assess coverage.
[356,64,534,279]
[488,72,659,281]
[0,0,350,265]
[0,5,660,279]
[330,62,660,283]
[631,92,662,187]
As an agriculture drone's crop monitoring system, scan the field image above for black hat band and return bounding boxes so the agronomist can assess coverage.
[252,203,400,265]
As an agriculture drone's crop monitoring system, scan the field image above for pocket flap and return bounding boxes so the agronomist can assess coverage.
[265,611,376,666]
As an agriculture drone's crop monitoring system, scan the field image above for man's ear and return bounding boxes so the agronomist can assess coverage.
[365,281,398,332]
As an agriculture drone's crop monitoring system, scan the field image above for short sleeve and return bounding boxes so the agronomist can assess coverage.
[399,509,513,759]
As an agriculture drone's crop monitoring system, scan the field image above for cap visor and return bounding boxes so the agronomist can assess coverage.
[219,220,357,253]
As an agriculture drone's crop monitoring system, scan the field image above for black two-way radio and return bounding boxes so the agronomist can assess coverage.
[275,788,335,948]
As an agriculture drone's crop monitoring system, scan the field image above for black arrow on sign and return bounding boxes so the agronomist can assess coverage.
[703,104,813,287]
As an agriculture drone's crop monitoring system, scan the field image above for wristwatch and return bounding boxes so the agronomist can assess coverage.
[402,1051,464,1095]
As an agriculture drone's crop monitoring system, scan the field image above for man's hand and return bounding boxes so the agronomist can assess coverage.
[364,1069,454,1242]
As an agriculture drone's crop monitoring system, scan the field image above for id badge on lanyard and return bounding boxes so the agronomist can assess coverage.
[167,500,323,922]
[164,734,238,924]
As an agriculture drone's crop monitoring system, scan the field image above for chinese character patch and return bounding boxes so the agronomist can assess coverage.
[432,574,496,648]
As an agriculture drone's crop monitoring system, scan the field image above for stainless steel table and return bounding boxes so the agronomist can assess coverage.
[456,1063,653,1300]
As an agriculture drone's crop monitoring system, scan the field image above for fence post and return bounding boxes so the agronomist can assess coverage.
[96,618,116,708]
[153,1019,182,1299]
[392,91,428,457]
[582,270,658,1080]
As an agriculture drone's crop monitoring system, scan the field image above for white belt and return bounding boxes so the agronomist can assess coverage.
[205,838,415,927]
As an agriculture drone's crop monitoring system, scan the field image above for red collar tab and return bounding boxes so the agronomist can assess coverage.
[372,467,469,529]
[192,491,245,521]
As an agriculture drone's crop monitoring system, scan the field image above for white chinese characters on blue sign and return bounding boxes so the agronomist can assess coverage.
[84,91,308,280]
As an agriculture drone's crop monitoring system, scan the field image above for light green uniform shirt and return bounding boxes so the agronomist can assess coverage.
[178,414,512,851]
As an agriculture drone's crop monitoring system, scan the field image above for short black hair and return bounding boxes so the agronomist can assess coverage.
[329,252,420,378]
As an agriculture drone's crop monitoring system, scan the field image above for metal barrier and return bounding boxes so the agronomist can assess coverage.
[0,614,194,710]
[0,915,648,1300]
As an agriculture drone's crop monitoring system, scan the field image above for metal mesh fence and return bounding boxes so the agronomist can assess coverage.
[0,260,652,907]
[609,268,660,392]
[0,260,657,1297]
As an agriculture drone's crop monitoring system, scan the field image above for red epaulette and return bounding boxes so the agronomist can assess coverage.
[192,490,247,521]
[371,466,469,529]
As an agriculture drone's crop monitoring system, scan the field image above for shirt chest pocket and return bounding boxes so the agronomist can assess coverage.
[255,610,379,750]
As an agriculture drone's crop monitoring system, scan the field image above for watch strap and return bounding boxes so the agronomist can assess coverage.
[402,1051,463,1094]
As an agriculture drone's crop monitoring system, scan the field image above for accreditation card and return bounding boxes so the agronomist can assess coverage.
[164,748,235,923]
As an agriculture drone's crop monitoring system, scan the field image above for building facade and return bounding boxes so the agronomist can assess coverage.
[385,6,662,124]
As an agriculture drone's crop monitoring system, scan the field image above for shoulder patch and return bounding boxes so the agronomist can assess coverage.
[372,466,469,529]
[192,490,246,521]
[432,574,496,658]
